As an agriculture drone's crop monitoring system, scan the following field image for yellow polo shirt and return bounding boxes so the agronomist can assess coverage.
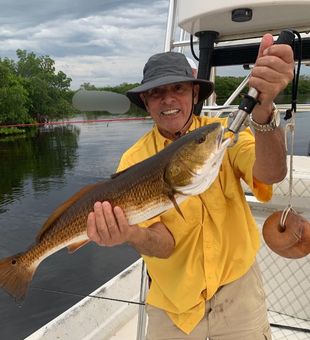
[117,115,272,334]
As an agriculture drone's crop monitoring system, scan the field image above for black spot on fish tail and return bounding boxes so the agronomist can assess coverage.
[0,253,36,304]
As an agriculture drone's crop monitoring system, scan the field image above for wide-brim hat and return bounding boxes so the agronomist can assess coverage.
[126,52,214,111]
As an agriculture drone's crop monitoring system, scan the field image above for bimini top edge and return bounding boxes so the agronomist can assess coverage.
[177,0,310,41]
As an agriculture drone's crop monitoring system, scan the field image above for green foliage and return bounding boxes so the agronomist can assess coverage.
[213,75,310,104]
[213,76,250,104]
[283,75,310,95]
[79,82,141,94]
[0,50,75,128]
[0,127,26,136]
[79,82,97,91]
[1,47,310,131]
[98,82,141,94]
[99,82,147,116]
[0,125,80,208]
[0,63,31,125]
[78,82,147,116]
[78,75,310,115]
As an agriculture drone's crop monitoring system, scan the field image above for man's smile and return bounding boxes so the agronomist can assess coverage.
[161,109,180,115]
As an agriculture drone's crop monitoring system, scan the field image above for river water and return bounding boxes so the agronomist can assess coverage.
[0,110,309,339]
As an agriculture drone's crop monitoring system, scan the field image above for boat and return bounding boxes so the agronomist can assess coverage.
[26,0,310,339]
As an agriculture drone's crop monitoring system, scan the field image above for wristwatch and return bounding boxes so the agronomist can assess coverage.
[250,104,281,132]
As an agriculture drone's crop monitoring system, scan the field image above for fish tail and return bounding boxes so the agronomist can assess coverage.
[0,253,36,304]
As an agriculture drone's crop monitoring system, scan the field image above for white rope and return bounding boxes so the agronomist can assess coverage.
[281,110,296,229]
[280,204,297,229]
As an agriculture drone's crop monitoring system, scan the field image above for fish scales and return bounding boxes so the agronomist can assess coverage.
[0,122,231,303]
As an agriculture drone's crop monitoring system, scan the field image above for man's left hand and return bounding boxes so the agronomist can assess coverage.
[250,33,295,124]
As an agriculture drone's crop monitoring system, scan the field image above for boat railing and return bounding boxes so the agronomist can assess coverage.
[136,261,148,340]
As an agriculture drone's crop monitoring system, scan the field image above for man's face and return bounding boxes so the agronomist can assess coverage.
[140,82,199,141]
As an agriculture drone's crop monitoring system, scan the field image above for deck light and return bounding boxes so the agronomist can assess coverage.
[231,8,253,22]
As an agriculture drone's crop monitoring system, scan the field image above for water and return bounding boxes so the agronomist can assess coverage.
[276,94,310,156]
[285,110,310,156]
[0,112,309,340]
[0,116,153,340]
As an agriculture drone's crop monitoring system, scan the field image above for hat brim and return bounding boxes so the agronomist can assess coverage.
[126,76,214,111]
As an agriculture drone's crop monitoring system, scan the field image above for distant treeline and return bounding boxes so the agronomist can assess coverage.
[214,75,310,103]
[81,74,310,104]
[1,50,310,128]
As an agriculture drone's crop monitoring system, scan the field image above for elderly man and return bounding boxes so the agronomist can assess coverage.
[87,34,294,339]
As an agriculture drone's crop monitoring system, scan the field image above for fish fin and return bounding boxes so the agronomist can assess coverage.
[147,211,167,221]
[67,239,90,254]
[36,182,105,242]
[0,252,36,304]
[168,190,185,220]
[110,167,131,179]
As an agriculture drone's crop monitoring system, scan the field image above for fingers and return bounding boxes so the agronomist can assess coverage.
[256,33,274,60]
[87,211,102,244]
[87,202,110,246]
[101,201,120,241]
[113,206,130,233]
[256,33,294,64]
[250,59,293,99]
[87,201,131,247]
[250,34,294,104]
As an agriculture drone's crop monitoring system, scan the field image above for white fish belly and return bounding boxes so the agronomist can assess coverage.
[125,193,189,225]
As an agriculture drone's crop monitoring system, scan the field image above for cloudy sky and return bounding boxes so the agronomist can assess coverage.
[1,0,309,90]
[0,0,173,89]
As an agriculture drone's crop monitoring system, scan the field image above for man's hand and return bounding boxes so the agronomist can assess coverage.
[251,33,295,184]
[87,201,140,247]
[250,33,295,124]
[87,201,175,258]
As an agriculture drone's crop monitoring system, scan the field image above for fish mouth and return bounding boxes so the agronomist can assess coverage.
[216,126,231,151]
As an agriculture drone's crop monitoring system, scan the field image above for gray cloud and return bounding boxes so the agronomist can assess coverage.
[0,0,169,89]
[3,1,308,89]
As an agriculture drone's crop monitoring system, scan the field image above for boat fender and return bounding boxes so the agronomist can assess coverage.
[262,211,310,259]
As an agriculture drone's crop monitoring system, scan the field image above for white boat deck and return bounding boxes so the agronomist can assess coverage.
[111,311,310,340]
[26,156,310,340]
[109,313,139,339]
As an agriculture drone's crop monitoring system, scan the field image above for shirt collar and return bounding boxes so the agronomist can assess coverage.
[153,115,200,150]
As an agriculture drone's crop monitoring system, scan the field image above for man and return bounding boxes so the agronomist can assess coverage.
[87,34,294,339]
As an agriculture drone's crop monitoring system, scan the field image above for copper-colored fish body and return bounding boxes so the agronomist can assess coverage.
[0,122,231,302]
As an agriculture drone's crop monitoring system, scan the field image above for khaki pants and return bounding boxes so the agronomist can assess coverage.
[146,260,271,340]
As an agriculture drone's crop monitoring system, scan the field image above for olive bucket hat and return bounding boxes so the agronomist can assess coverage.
[126,52,214,111]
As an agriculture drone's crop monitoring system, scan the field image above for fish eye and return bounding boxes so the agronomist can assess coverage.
[196,134,206,144]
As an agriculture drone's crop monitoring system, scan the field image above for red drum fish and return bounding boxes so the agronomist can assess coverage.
[0,122,230,303]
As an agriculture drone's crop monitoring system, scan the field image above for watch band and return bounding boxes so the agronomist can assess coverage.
[250,105,280,132]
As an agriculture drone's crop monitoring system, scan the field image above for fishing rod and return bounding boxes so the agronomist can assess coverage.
[0,117,152,129]
[31,286,145,306]
[31,286,310,334]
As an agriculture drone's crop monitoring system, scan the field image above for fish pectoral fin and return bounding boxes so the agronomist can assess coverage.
[67,240,90,254]
[168,190,185,220]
